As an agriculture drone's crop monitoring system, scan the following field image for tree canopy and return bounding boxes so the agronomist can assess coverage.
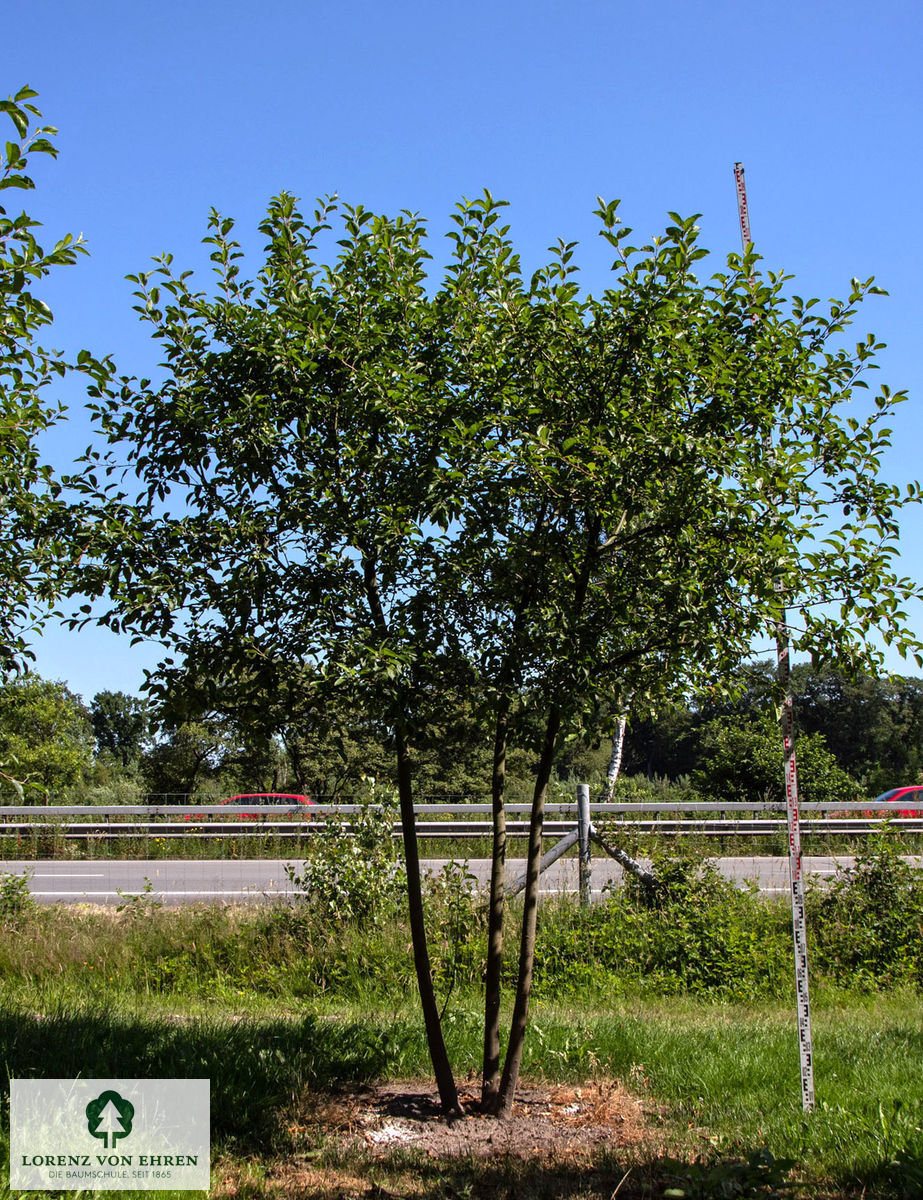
[89,690,149,768]
[0,87,108,670]
[71,189,921,1113]
[0,674,92,800]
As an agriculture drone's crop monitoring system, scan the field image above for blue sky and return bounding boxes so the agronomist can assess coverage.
[14,0,923,701]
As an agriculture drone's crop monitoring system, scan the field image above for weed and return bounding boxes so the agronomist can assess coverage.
[285,782,406,925]
[0,870,32,919]
[115,876,163,918]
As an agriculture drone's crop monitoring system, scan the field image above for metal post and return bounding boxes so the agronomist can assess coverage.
[577,783,591,908]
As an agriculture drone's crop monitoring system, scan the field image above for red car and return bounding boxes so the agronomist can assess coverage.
[869,787,923,819]
[220,793,315,820]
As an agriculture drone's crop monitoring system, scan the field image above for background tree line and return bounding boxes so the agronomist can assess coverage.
[2,662,920,803]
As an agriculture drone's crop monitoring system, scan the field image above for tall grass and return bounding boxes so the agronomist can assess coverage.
[0,841,920,1010]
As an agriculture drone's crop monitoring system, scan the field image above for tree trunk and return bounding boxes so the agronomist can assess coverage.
[496,704,561,1116]
[359,548,460,1115]
[590,699,656,889]
[596,706,631,804]
[481,702,509,1110]
[394,723,462,1115]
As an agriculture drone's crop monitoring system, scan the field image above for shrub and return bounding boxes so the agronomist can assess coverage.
[693,713,860,805]
[286,780,406,926]
[532,851,792,999]
[810,837,923,988]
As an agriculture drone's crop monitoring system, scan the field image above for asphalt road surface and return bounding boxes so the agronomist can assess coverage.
[4,856,920,905]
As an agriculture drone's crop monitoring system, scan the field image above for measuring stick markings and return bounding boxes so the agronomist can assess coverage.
[734,163,816,1112]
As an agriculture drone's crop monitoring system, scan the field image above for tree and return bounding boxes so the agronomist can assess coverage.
[0,87,108,669]
[141,720,226,796]
[625,664,923,795]
[434,197,921,1111]
[0,674,93,799]
[146,645,396,796]
[791,666,923,793]
[90,690,149,768]
[693,712,860,805]
[77,192,920,1116]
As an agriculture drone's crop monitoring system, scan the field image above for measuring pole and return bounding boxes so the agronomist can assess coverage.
[733,162,815,1111]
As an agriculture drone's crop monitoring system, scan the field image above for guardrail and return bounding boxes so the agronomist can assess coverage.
[0,801,919,840]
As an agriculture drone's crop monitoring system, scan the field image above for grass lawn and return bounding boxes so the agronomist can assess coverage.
[0,895,920,1198]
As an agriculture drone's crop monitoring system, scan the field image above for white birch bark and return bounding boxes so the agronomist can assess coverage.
[592,697,657,888]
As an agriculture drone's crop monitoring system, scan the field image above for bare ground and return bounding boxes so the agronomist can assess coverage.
[342,1078,654,1159]
[215,1079,671,1199]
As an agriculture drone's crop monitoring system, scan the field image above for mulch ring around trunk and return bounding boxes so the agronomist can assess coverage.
[331,1078,657,1160]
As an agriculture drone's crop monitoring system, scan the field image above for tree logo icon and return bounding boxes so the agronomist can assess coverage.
[86,1090,135,1149]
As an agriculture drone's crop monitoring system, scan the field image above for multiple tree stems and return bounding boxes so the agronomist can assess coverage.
[497,705,562,1114]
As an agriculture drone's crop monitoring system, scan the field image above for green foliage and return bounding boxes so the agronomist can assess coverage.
[66,770,145,805]
[0,87,108,668]
[625,663,923,798]
[0,673,93,799]
[149,656,396,797]
[810,837,923,988]
[140,719,229,796]
[424,859,484,995]
[0,856,921,1009]
[529,845,923,1000]
[793,666,923,794]
[661,1148,795,1199]
[72,182,922,1109]
[532,854,792,1000]
[286,782,406,925]
[90,690,149,768]
[0,869,32,919]
[692,712,860,805]
[115,876,162,919]
[78,191,922,757]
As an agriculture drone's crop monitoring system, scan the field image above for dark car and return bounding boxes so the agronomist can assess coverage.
[220,793,315,820]
[869,787,923,818]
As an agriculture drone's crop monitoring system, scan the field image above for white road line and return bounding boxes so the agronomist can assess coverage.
[30,873,107,878]
[29,889,290,897]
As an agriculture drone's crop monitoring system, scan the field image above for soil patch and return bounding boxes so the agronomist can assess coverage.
[216,1081,675,1197]
[314,1078,655,1161]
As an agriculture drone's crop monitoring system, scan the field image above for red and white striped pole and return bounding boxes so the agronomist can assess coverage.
[733,162,816,1111]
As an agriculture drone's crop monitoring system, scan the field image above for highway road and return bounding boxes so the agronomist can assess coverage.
[4,855,920,905]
